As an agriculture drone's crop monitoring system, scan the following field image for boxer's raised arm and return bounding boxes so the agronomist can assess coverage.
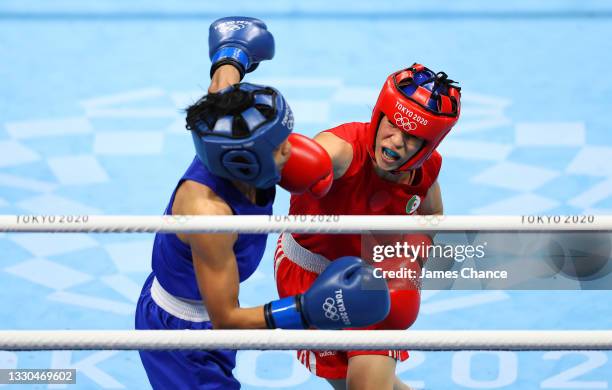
[314,132,354,180]
[208,65,241,93]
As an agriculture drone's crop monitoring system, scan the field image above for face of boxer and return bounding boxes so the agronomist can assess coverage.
[374,116,423,171]
[273,139,292,171]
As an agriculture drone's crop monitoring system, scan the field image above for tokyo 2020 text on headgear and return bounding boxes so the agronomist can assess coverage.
[187,83,294,188]
[368,63,461,171]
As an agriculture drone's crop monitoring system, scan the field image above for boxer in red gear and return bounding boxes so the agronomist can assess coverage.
[275,64,461,390]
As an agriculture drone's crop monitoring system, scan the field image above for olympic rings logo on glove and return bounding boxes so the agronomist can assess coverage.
[322,297,340,321]
[393,112,418,131]
[215,20,250,33]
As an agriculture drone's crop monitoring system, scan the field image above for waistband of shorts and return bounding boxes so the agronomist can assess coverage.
[150,277,210,322]
[280,233,331,275]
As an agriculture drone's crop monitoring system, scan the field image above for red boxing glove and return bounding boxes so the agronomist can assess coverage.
[373,233,433,330]
[377,289,420,330]
[279,133,333,198]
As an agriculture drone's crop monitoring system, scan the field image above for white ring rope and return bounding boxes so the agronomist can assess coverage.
[1,330,611,351]
[0,215,610,233]
[2,218,610,353]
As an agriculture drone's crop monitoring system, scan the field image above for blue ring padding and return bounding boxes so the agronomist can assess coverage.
[270,297,305,329]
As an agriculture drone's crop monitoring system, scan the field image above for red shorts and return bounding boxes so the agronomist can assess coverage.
[273,235,409,380]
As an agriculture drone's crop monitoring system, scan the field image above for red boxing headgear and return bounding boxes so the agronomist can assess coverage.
[367,63,461,171]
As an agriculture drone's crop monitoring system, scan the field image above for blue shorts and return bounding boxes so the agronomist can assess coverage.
[135,273,240,389]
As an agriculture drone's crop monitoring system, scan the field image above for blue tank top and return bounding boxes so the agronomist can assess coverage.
[152,157,275,300]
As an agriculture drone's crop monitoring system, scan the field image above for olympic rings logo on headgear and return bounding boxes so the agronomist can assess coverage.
[322,297,340,321]
[393,112,418,131]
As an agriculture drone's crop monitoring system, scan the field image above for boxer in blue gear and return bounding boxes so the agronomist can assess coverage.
[135,153,276,389]
[135,17,390,390]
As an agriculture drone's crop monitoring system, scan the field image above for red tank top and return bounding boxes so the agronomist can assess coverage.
[290,122,442,260]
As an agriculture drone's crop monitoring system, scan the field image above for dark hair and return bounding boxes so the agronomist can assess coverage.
[186,86,276,138]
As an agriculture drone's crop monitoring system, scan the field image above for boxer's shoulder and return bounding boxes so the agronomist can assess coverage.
[173,180,232,216]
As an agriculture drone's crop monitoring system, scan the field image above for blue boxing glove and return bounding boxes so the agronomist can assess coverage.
[264,257,390,329]
[209,16,275,80]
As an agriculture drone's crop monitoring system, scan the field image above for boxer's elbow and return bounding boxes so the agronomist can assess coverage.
[210,311,237,329]
[210,317,226,329]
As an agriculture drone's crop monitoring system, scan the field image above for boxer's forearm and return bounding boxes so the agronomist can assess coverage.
[208,64,241,93]
[209,306,268,329]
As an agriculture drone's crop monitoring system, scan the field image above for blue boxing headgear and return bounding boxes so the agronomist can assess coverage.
[187,83,293,188]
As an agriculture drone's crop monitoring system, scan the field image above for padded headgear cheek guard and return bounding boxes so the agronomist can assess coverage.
[367,63,461,171]
[187,83,293,188]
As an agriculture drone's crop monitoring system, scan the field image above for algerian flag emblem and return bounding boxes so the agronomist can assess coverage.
[405,195,421,214]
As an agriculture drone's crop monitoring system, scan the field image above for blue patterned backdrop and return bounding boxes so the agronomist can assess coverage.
[1,1,612,388]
